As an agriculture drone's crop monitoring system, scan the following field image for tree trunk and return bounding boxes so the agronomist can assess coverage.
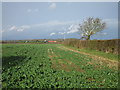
[86,35,90,40]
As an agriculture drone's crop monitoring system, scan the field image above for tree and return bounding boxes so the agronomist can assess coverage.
[78,17,106,40]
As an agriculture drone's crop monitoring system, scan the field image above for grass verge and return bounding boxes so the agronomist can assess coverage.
[63,45,119,61]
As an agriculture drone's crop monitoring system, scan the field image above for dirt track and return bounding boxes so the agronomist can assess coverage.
[58,46,119,70]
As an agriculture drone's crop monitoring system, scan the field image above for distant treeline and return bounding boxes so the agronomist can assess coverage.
[1,39,64,44]
[63,39,120,55]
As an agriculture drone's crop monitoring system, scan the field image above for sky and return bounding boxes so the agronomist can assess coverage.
[1,2,118,40]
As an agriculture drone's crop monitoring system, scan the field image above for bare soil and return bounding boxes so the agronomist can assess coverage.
[48,48,85,72]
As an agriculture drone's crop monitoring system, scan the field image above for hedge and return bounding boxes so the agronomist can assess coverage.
[63,39,120,55]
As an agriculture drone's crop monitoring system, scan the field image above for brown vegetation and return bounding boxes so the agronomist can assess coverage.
[63,39,120,55]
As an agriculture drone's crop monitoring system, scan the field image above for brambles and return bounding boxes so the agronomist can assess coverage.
[2,44,118,88]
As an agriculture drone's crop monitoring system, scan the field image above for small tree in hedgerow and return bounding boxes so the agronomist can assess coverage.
[78,17,106,40]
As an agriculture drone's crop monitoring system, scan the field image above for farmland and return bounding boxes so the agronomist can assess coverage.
[2,44,118,88]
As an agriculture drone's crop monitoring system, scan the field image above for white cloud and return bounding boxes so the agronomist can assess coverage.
[34,20,75,27]
[67,29,78,34]
[49,3,56,9]
[6,20,80,34]
[6,18,117,33]
[58,32,66,35]
[6,20,75,33]
[9,25,17,31]
[50,24,79,36]
[50,31,66,36]
[17,28,24,32]
[8,25,30,32]
[103,33,107,35]
[20,25,31,29]
[67,24,79,34]
[68,24,74,30]
[27,9,32,13]
[50,32,56,36]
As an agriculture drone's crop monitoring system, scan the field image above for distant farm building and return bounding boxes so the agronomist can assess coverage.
[48,41,57,43]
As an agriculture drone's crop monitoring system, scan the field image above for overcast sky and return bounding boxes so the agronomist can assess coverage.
[1,2,118,40]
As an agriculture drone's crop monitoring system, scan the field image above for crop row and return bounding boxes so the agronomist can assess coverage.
[2,44,118,88]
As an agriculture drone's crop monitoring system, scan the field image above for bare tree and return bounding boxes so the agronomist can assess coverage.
[78,17,106,40]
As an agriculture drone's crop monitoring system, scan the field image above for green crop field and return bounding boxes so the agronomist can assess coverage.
[2,44,118,88]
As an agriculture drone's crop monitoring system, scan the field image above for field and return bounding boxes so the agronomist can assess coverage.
[2,44,118,88]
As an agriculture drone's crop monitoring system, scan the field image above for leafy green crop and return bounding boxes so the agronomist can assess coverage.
[2,44,118,88]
